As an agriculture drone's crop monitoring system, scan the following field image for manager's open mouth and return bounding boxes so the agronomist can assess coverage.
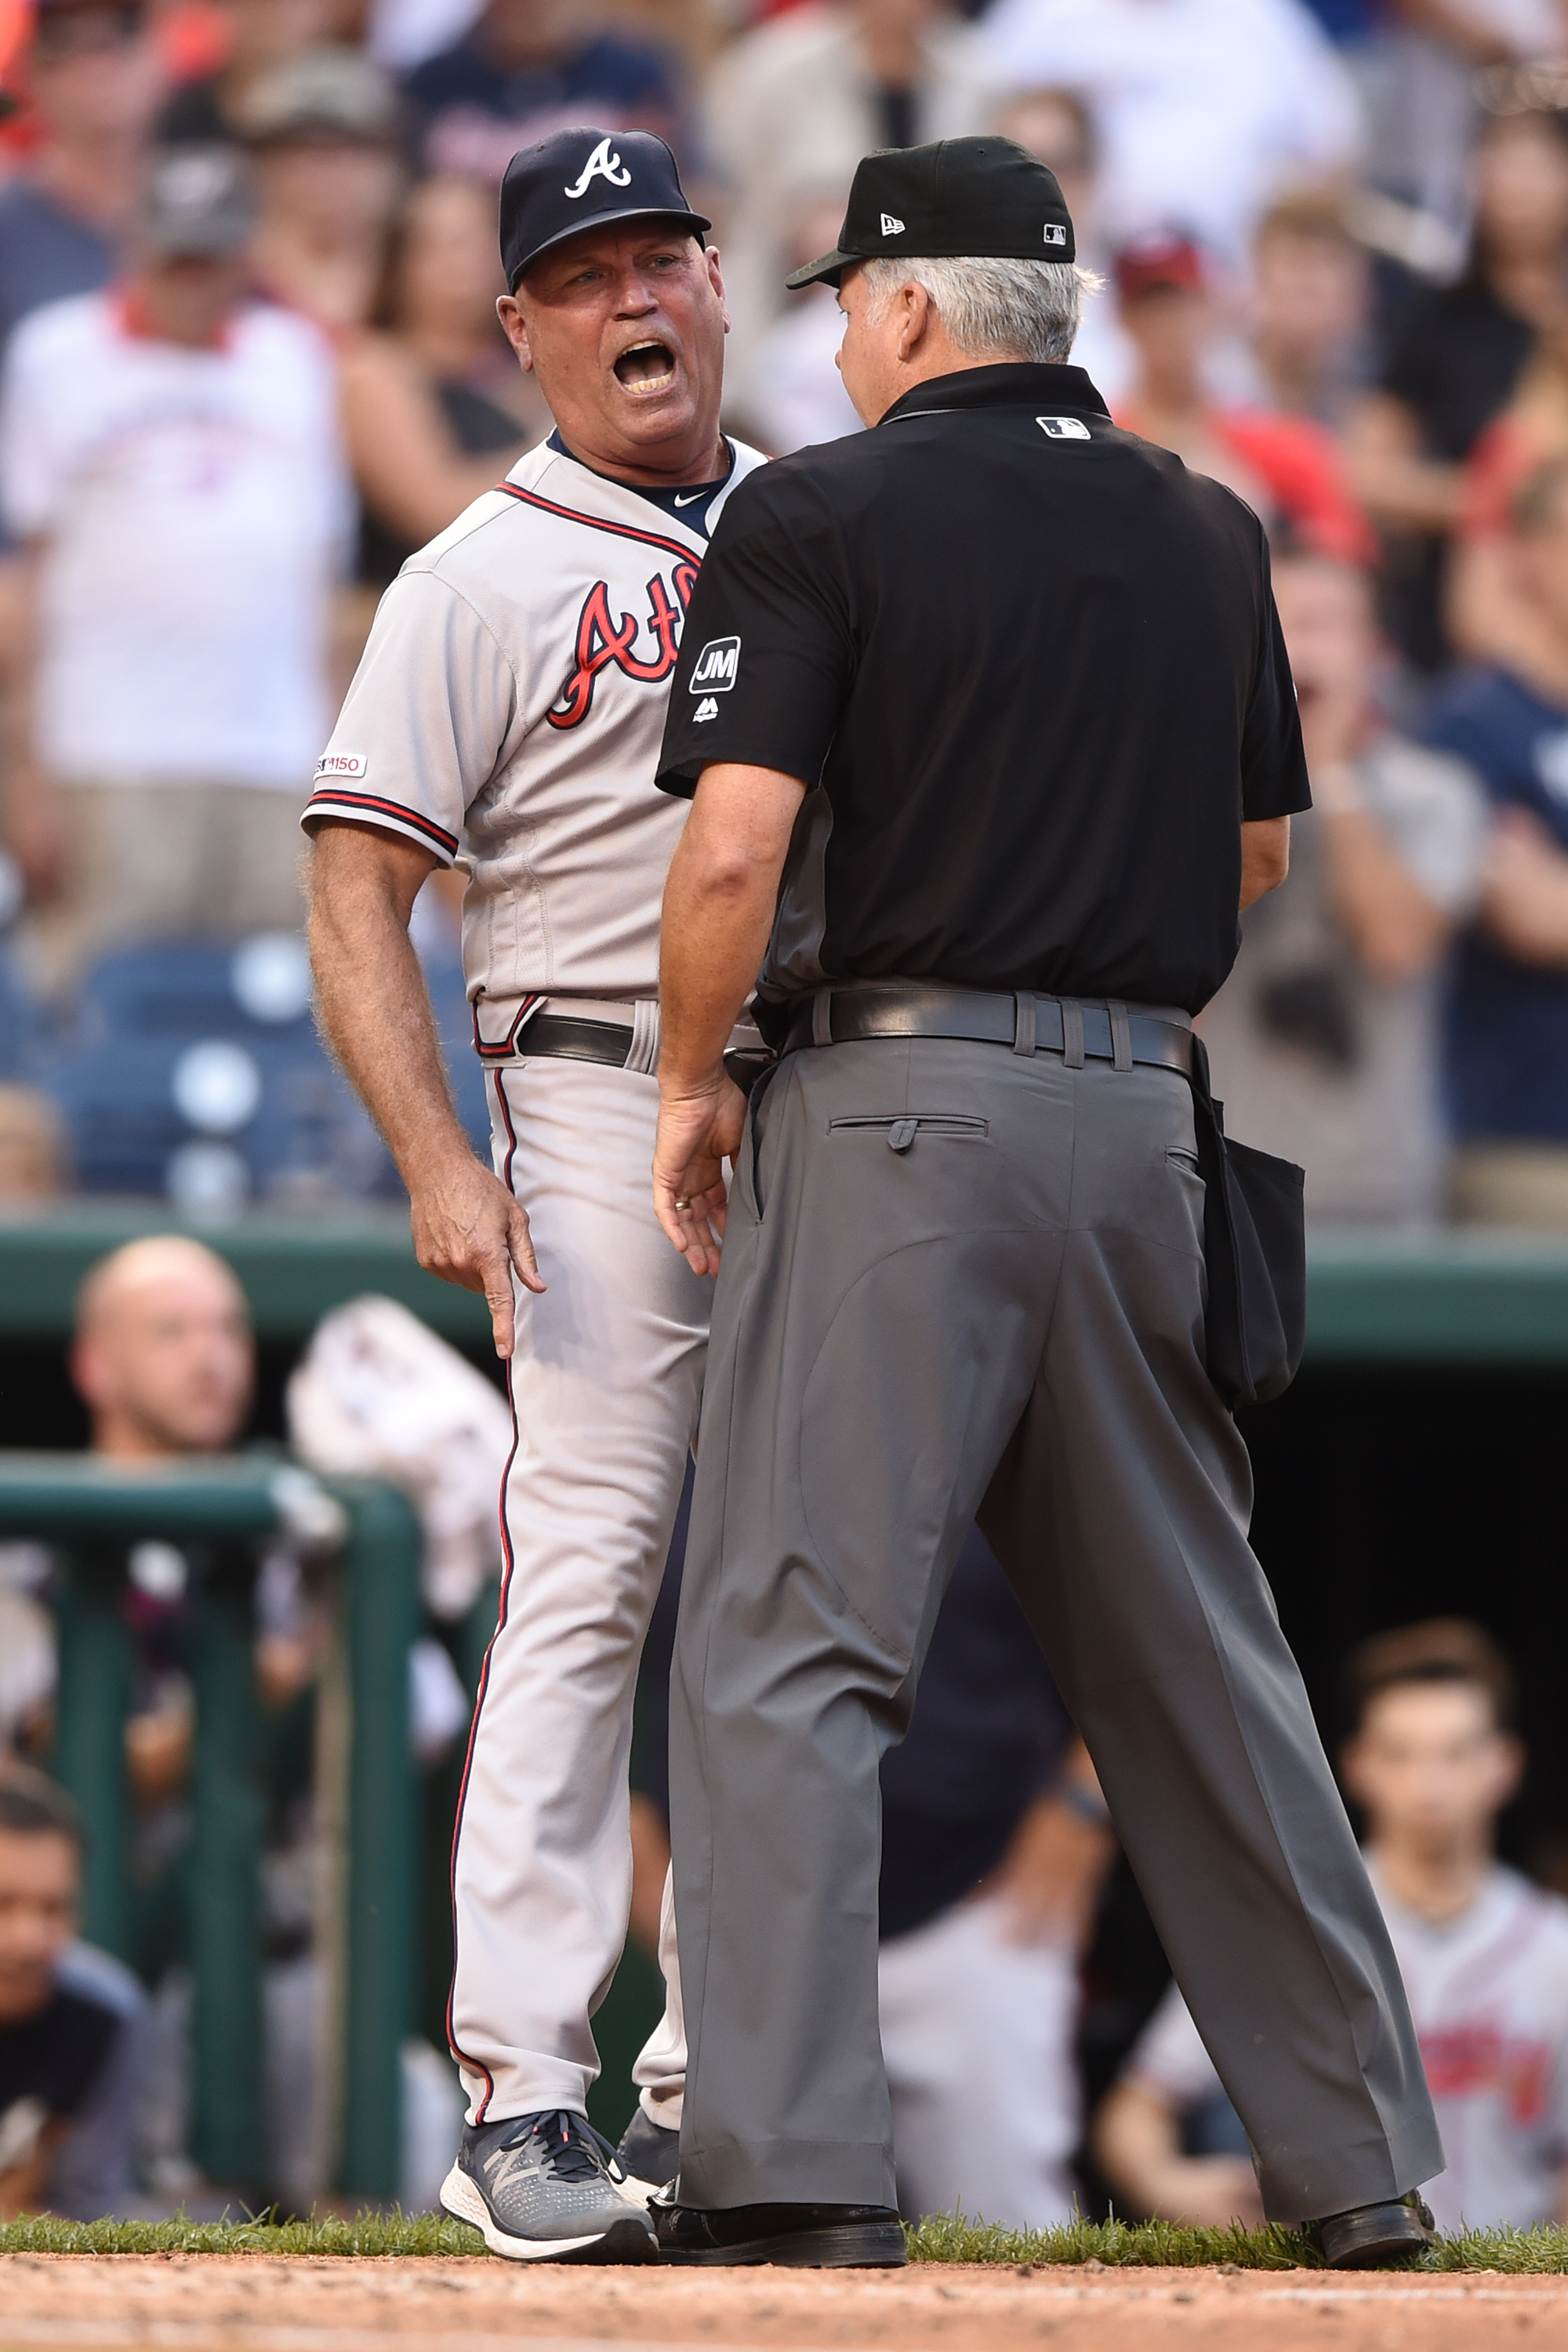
[614,340,677,392]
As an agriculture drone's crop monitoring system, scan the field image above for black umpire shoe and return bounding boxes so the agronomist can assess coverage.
[1316,2194,1436,2269]
[650,2195,907,2267]
[615,2105,681,2199]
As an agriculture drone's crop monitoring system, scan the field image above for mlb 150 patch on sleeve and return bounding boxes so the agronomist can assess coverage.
[316,752,368,779]
[689,637,741,693]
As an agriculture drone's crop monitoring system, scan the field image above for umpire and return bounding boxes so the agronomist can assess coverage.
[647,137,1442,2270]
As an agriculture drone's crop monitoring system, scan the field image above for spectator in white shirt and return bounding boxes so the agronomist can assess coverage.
[705,0,996,368]
[0,146,351,1000]
[978,0,1363,279]
[1095,1620,1568,2234]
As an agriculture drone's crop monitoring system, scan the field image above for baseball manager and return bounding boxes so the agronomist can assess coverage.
[304,127,762,2263]
[647,138,1443,2269]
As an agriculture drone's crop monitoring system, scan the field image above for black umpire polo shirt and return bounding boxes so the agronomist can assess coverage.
[656,361,1310,1040]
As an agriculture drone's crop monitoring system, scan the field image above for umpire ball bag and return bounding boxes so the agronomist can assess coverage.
[1186,1034,1307,1410]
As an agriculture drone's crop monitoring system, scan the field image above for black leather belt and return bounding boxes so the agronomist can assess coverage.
[513,1013,638,1069]
[779,984,1193,1076]
[509,1011,773,1094]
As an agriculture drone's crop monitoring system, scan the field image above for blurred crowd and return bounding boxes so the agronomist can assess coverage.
[0,0,1562,1221]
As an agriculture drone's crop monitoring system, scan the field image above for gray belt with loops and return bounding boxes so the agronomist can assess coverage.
[779,983,1194,1076]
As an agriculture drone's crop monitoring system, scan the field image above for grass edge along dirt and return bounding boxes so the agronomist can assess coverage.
[3,2209,1568,2270]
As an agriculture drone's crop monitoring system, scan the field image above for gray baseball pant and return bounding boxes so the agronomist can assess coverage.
[668,1023,1442,2222]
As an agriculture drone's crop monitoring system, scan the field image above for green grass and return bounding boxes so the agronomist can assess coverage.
[3,2209,1568,2269]
[907,2210,1568,2271]
[0,2212,485,2258]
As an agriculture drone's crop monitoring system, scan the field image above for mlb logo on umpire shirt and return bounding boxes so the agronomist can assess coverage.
[690,637,741,691]
[1036,416,1091,440]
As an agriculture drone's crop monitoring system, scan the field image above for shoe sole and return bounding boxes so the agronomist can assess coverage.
[1324,2230,1432,2270]
[1321,2215,1434,2270]
[658,2220,908,2268]
[440,2162,658,2263]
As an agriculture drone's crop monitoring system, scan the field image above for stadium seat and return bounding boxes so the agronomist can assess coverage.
[48,938,403,1203]
[74,937,317,1048]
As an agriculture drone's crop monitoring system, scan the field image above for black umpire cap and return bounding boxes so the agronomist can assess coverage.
[499,128,711,292]
[786,136,1075,289]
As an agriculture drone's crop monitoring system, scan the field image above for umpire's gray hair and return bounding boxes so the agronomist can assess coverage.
[857,254,1101,365]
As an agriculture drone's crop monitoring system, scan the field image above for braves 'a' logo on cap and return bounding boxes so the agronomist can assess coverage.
[564,136,633,200]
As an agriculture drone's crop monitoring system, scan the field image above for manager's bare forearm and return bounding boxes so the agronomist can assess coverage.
[308,818,543,1352]
[307,820,466,1186]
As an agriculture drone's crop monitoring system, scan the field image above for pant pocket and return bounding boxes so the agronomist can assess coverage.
[829,1113,989,1154]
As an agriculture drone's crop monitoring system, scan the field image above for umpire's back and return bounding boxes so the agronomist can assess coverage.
[662,371,1305,1027]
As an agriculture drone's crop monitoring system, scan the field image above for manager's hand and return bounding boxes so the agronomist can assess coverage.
[653,1074,746,1276]
[409,1146,545,1359]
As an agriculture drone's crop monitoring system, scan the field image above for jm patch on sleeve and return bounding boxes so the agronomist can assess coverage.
[689,637,741,692]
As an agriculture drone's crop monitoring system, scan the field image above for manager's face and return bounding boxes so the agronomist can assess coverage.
[499,224,729,476]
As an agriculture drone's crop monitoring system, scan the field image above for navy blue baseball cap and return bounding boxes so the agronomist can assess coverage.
[499,128,710,293]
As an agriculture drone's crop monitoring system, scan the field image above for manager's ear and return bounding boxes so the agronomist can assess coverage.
[704,244,731,335]
[497,293,535,374]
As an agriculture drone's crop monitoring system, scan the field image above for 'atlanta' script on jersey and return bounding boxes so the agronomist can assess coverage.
[549,563,700,730]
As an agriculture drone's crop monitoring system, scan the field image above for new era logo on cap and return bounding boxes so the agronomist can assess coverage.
[880,212,906,235]
[690,636,740,691]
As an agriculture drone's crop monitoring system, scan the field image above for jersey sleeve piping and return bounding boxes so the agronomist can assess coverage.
[300,789,459,862]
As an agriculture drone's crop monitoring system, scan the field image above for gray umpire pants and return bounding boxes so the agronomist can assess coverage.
[668,1019,1442,2223]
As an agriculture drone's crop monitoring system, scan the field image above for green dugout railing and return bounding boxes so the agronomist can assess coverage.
[0,1453,422,2201]
[6,1205,1568,1359]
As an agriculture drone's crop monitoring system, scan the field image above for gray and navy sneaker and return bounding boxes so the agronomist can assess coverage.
[441,2109,658,2262]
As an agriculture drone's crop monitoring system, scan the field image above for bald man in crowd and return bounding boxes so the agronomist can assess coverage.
[71,1236,254,1462]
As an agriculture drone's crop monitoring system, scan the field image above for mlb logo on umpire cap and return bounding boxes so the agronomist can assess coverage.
[499,128,712,292]
[689,637,740,692]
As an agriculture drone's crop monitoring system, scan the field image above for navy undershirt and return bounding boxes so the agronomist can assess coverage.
[546,428,733,541]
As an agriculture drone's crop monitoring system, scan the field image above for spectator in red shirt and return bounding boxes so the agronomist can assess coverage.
[1113,230,1374,564]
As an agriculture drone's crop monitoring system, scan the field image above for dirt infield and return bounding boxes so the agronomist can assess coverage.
[5,2255,1568,2352]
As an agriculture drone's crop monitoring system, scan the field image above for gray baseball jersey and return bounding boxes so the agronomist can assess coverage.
[302,434,765,1019]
